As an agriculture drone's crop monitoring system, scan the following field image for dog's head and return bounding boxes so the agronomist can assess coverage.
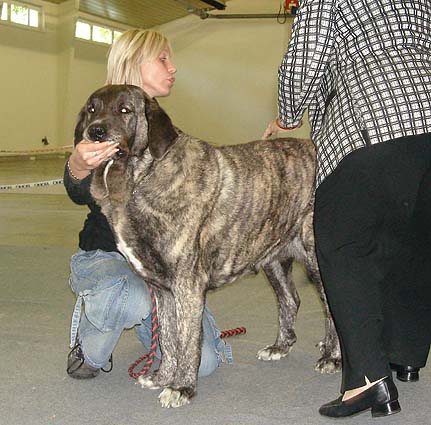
[74,84,178,160]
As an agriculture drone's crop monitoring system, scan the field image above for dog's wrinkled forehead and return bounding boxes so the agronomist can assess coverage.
[86,84,147,116]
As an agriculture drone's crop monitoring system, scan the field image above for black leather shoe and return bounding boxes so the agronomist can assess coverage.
[319,377,401,418]
[390,363,420,382]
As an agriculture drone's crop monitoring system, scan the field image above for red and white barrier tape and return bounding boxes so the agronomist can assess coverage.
[0,146,73,154]
[0,178,64,191]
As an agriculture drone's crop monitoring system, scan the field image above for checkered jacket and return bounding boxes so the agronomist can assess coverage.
[277,0,431,186]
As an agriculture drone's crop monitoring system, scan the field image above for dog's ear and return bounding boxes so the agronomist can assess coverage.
[74,108,86,146]
[144,96,178,160]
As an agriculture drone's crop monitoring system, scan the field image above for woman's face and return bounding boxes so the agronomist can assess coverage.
[140,49,176,98]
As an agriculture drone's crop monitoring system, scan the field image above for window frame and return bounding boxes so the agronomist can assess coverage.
[75,18,123,46]
[0,1,43,31]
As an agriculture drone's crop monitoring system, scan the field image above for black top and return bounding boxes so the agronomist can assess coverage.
[63,164,117,252]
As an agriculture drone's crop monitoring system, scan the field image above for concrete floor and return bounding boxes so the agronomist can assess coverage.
[0,157,429,425]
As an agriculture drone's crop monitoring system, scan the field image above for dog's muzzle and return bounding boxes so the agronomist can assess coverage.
[86,124,129,159]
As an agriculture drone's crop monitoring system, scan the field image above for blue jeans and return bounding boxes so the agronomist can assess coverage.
[69,249,232,377]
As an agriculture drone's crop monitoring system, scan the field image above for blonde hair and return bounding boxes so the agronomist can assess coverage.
[106,29,172,87]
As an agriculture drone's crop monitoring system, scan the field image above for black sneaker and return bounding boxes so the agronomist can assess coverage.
[67,343,100,379]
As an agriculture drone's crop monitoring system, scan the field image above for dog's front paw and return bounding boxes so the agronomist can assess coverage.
[158,387,192,408]
[138,374,162,390]
[315,356,342,374]
[257,345,291,361]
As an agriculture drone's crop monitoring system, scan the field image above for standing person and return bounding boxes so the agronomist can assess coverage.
[264,0,431,418]
[65,29,231,380]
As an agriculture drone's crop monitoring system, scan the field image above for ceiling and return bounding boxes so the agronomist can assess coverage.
[44,0,228,29]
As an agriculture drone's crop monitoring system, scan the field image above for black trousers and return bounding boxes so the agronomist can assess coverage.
[314,133,431,392]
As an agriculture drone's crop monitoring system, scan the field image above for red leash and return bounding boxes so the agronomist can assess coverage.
[128,287,246,379]
[128,287,159,379]
[219,327,247,338]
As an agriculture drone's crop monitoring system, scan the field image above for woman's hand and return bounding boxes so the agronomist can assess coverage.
[262,117,302,139]
[68,140,120,180]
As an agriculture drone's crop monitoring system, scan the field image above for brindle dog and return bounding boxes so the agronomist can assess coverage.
[74,84,341,408]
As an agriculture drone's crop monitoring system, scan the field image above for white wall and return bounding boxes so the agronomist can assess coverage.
[159,0,310,145]
[0,10,59,150]
[0,0,311,151]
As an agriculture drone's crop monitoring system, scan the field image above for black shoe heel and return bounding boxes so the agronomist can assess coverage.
[398,369,419,382]
[371,400,401,417]
[390,363,420,382]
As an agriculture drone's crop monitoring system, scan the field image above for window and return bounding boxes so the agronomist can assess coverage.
[113,31,122,41]
[93,25,112,44]
[1,3,8,21]
[75,20,122,45]
[0,2,40,28]
[75,20,91,39]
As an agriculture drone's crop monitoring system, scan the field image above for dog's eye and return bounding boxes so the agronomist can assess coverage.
[120,107,131,114]
[88,105,95,113]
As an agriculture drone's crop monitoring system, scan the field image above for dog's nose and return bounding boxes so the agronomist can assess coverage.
[88,125,107,141]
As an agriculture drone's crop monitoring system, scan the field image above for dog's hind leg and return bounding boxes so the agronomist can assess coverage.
[302,254,341,374]
[298,209,341,373]
[257,257,300,361]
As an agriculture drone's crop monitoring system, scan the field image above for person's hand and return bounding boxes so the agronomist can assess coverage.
[68,140,119,180]
[262,117,302,139]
